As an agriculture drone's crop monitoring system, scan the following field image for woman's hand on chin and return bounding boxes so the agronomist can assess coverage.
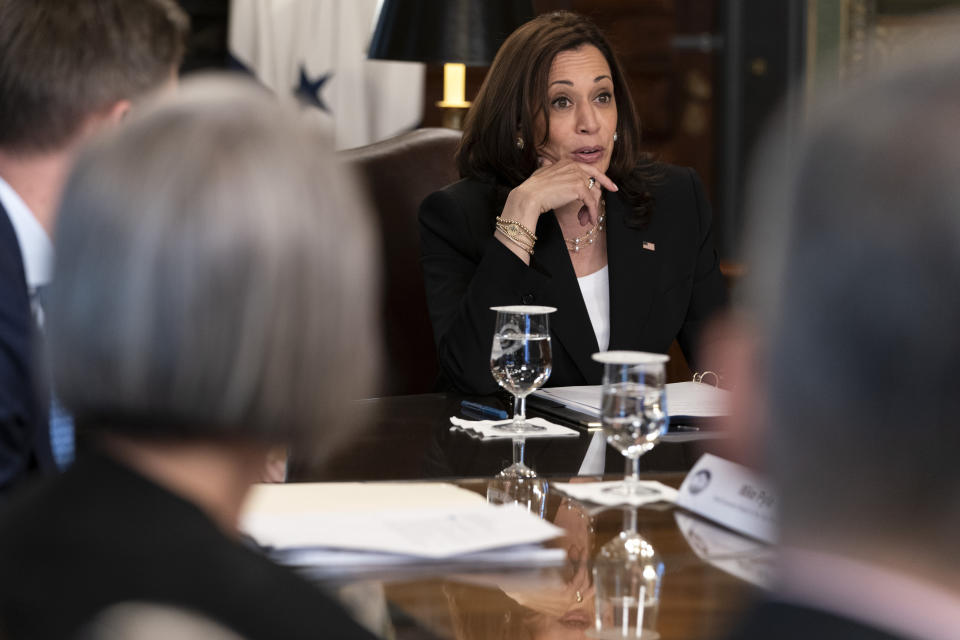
[507,157,617,228]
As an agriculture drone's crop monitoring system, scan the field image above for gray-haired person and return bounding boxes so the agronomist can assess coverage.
[0,76,380,640]
[719,28,960,640]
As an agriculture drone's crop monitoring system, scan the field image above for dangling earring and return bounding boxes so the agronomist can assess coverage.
[516,136,525,150]
[612,131,618,143]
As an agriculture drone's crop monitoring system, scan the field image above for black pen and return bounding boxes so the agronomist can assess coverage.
[460,400,508,420]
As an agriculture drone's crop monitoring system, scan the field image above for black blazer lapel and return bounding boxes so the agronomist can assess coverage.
[532,212,600,383]
[606,192,662,350]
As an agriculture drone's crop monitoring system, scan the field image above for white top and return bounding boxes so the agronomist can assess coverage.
[577,266,610,352]
[577,431,607,476]
[0,174,53,294]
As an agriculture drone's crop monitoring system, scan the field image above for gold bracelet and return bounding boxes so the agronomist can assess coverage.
[496,223,534,254]
[495,216,537,242]
[495,220,534,255]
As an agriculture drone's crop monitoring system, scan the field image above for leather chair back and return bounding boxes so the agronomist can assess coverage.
[342,128,461,395]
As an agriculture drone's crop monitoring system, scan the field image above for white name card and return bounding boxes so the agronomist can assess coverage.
[676,453,777,543]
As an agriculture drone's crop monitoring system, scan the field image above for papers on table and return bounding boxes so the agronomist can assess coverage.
[240,482,566,575]
[449,416,579,440]
[279,544,565,579]
[243,480,486,514]
[533,381,730,422]
[674,511,775,588]
[552,480,679,507]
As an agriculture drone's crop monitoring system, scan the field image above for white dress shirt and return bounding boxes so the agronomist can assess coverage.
[575,266,611,476]
[577,265,610,352]
[0,175,54,298]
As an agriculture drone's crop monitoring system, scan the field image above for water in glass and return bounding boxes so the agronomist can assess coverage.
[490,332,552,398]
[601,382,667,457]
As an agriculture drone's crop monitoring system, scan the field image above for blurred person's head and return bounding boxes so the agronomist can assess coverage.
[738,31,960,570]
[47,75,380,467]
[457,11,652,220]
[0,0,189,155]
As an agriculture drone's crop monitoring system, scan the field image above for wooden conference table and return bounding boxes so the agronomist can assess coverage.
[292,392,729,482]
[282,393,760,640]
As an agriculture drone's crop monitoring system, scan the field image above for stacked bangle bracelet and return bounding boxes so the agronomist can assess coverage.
[495,216,537,255]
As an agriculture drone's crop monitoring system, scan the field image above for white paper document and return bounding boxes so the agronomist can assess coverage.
[244,481,486,515]
[241,482,564,560]
[533,381,729,419]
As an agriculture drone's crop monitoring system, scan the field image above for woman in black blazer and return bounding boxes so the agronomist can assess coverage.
[419,11,727,395]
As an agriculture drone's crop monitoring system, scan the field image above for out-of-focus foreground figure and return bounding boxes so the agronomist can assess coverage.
[0,76,380,640]
[0,0,189,494]
[721,25,960,640]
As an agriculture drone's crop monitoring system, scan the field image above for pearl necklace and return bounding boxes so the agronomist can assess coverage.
[565,199,605,253]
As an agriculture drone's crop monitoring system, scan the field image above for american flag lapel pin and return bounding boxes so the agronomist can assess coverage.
[642,241,656,252]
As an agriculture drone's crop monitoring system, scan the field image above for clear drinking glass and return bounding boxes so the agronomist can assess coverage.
[592,351,669,496]
[593,508,665,639]
[489,305,555,480]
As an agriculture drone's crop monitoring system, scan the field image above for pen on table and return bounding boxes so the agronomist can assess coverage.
[460,400,508,420]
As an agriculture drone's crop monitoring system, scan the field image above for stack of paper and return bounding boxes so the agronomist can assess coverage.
[241,482,566,576]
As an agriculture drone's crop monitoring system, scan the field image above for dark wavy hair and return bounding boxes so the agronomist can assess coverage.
[456,11,660,227]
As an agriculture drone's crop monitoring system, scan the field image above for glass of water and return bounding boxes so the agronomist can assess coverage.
[489,305,555,479]
[592,351,669,496]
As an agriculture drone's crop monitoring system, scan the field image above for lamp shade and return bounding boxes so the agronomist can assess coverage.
[368,0,534,66]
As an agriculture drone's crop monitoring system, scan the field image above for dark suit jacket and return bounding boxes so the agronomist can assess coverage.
[419,165,727,394]
[0,451,378,640]
[723,600,909,640]
[0,201,52,494]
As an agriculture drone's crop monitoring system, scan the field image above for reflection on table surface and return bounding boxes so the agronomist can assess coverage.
[309,476,763,640]
[282,393,753,638]
[292,393,725,483]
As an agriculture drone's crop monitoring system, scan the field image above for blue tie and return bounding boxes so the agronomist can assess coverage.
[31,285,75,470]
[49,396,74,469]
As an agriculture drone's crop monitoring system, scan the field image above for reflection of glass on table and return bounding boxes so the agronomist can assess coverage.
[592,508,664,639]
[486,473,547,518]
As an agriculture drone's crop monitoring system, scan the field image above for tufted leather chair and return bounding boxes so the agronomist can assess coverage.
[341,128,462,396]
